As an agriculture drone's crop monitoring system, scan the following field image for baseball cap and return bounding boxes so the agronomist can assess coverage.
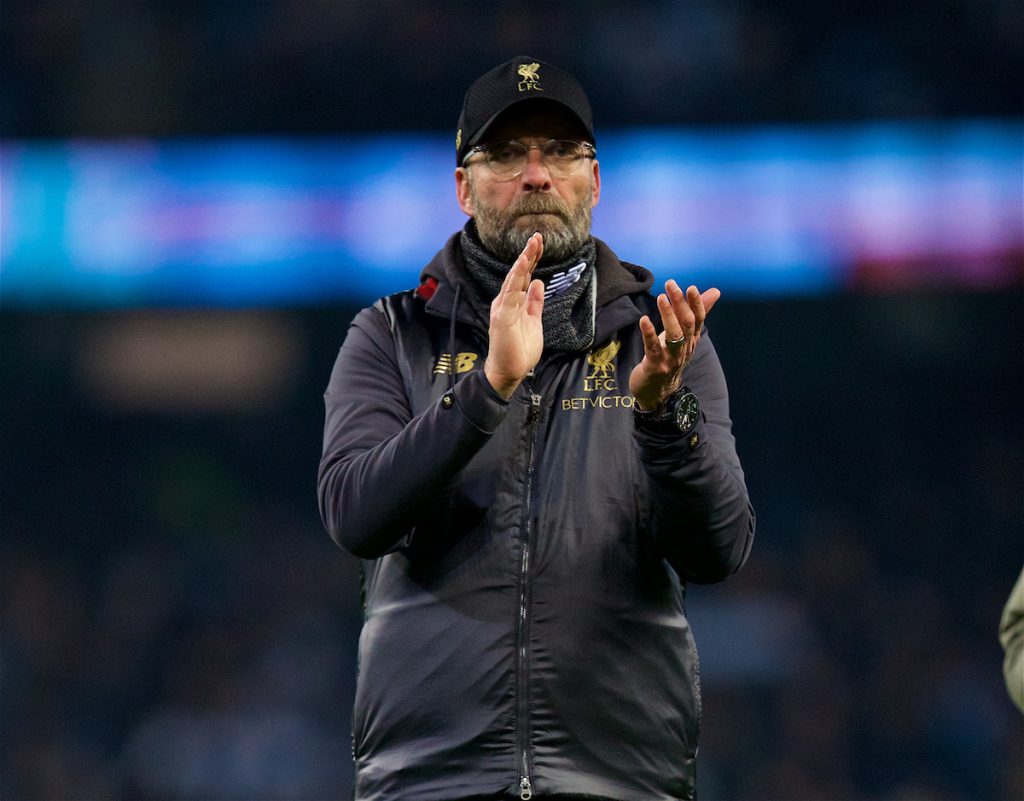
[455,56,594,166]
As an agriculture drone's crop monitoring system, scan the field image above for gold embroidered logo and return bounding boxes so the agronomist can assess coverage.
[584,340,620,391]
[586,341,620,379]
[562,339,634,411]
[517,63,542,92]
[434,352,478,375]
[455,128,462,152]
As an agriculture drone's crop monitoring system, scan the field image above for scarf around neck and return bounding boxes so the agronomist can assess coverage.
[459,222,596,352]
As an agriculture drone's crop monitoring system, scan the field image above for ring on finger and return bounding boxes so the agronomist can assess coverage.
[665,334,688,351]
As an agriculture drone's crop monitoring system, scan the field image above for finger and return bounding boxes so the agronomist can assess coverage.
[498,234,542,306]
[514,232,543,287]
[701,287,721,316]
[692,287,721,337]
[658,292,684,348]
[525,278,545,319]
[508,233,539,277]
[687,285,706,335]
[667,280,695,337]
[638,314,662,357]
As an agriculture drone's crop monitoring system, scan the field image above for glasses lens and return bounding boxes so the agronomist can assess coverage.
[543,140,588,176]
[484,142,528,175]
[480,140,592,178]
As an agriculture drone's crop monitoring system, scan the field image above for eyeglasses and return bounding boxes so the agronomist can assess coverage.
[462,139,596,179]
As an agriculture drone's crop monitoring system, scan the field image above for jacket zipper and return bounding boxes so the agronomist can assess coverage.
[516,390,542,800]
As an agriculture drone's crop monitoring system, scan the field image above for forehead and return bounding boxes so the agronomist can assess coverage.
[481,101,589,143]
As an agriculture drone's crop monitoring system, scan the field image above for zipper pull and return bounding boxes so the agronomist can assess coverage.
[527,393,542,423]
[519,776,533,800]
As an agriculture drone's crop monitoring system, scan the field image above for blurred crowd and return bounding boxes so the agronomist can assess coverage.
[1,310,362,798]
[2,0,1022,138]
[2,295,1022,800]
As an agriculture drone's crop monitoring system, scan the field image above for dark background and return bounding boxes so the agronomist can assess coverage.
[2,1,1023,799]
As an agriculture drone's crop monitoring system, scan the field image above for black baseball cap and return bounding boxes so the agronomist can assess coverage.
[455,56,594,166]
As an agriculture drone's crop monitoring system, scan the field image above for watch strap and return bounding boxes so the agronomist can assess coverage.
[633,385,696,431]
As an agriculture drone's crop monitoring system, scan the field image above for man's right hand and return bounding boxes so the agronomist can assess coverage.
[483,232,545,400]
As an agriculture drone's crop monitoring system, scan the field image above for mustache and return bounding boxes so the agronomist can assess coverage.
[510,195,569,218]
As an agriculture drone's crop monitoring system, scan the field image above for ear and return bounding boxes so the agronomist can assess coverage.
[590,160,601,208]
[455,168,474,217]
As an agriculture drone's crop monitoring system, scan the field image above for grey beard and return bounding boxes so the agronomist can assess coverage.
[470,188,592,263]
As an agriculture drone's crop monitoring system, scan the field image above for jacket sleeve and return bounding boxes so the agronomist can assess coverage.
[633,330,755,584]
[317,304,509,559]
[1000,566,1024,713]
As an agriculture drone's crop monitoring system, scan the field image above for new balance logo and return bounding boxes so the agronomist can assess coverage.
[434,352,479,375]
[544,261,587,300]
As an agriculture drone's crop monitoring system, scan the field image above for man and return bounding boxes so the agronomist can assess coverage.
[318,56,754,801]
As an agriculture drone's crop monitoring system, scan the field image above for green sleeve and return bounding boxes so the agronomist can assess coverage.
[999,566,1024,713]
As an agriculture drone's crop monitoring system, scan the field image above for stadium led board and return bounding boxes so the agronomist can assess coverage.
[1,121,1020,307]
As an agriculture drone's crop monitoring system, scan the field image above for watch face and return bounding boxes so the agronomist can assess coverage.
[674,392,700,433]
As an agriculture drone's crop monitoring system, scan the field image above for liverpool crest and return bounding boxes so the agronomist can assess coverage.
[517,63,542,92]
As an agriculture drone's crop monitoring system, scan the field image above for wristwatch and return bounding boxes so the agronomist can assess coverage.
[633,386,701,435]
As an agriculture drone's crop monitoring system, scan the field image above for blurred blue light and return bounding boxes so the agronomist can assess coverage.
[1,121,1021,308]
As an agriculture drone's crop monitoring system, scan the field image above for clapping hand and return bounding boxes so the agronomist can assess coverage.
[629,280,720,411]
[483,233,546,400]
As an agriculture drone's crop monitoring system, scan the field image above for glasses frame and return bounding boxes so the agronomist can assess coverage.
[462,139,597,180]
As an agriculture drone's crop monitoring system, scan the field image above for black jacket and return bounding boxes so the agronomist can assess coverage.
[318,234,755,801]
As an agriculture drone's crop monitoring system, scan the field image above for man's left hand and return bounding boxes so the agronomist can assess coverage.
[629,280,720,411]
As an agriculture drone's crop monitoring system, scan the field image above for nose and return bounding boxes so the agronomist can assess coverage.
[519,147,552,192]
